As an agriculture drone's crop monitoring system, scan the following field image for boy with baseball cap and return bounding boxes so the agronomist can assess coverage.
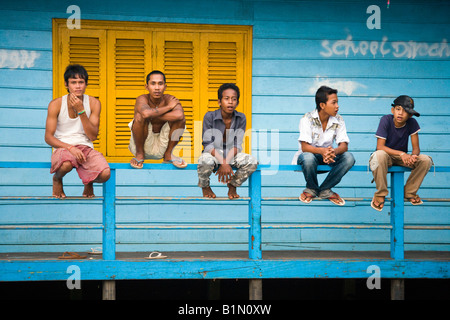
[369,95,432,211]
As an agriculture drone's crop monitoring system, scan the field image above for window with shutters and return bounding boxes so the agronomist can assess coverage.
[52,20,252,163]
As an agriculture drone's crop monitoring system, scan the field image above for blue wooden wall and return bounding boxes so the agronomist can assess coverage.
[0,0,449,253]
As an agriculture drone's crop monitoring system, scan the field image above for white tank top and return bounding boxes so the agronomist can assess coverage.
[54,94,94,148]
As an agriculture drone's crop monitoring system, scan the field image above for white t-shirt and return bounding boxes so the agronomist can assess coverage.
[54,94,94,149]
[291,109,350,164]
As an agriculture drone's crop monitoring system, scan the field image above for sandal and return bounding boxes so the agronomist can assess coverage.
[371,197,385,212]
[327,193,345,206]
[130,157,144,169]
[299,191,315,204]
[145,251,167,259]
[407,195,423,206]
[163,158,187,169]
[58,252,87,260]
[88,247,102,255]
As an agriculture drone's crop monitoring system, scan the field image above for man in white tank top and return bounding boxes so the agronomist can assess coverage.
[45,64,110,198]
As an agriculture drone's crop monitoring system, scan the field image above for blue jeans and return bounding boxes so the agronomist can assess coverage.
[297,152,355,198]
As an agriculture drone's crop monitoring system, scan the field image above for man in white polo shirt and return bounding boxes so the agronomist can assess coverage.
[292,86,355,205]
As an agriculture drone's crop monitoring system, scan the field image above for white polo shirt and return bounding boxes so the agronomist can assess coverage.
[291,109,350,164]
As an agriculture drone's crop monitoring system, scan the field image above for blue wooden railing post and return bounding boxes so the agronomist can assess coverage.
[249,169,262,259]
[102,168,116,260]
[390,170,405,260]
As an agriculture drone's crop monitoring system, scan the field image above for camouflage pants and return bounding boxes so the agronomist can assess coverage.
[197,151,258,188]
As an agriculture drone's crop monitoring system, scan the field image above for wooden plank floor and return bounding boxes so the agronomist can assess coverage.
[1,250,449,261]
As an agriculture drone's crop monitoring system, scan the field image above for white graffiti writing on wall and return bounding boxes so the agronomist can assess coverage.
[320,36,450,59]
[0,49,40,69]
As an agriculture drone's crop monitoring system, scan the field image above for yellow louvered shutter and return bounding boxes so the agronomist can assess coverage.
[156,31,249,163]
[58,28,107,154]
[106,31,151,159]
[200,33,250,154]
[155,32,200,163]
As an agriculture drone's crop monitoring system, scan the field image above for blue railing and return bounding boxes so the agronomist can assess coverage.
[1,161,448,262]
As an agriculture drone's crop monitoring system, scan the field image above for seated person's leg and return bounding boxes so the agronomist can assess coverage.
[163,118,187,166]
[129,113,149,168]
[198,152,218,198]
[297,152,320,199]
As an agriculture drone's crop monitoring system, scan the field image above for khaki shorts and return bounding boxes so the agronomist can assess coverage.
[128,120,170,160]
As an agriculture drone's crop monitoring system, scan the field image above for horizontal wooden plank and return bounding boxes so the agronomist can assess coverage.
[252,77,450,97]
[262,223,392,229]
[0,128,448,151]
[1,199,448,225]
[0,69,52,89]
[253,1,450,24]
[253,38,450,61]
[0,203,102,225]
[254,21,450,42]
[252,114,450,134]
[0,258,448,281]
[0,229,102,245]
[0,146,51,162]
[254,131,450,152]
[0,10,53,31]
[0,49,51,72]
[253,59,450,79]
[0,224,102,230]
[254,149,450,166]
[0,108,47,127]
[0,30,52,50]
[116,224,250,230]
[2,242,448,254]
[0,128,47,146]
[251,96,450,115]
[0,0,254,24]
[0,88,51,108]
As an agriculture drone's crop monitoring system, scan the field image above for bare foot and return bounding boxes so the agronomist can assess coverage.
[227,183,240,199]
[83,183,95,198]
[202,187,216,198]
[163,151,173,163]
[52,177,66,199]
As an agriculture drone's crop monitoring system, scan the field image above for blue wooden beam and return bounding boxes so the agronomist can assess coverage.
[390,171,405,260]
[0,259,448,281]
[1,161,450,172]
[102,168,116,260]
[249,169,262,259]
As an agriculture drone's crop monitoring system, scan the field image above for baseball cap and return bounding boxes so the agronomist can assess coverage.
[391,95,420,117]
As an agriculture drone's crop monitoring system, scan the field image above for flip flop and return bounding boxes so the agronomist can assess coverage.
[406,195,423,205]
[58,252,87,259]
[130,158,144,169]
[88,247,102,255]
[327,193,345,206]
[371,198,384,211]
[145,251,167,259]
[163,158,187,169]
[299,191,314,204]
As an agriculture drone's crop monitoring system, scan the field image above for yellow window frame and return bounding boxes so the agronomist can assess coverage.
[53,19,252,163]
